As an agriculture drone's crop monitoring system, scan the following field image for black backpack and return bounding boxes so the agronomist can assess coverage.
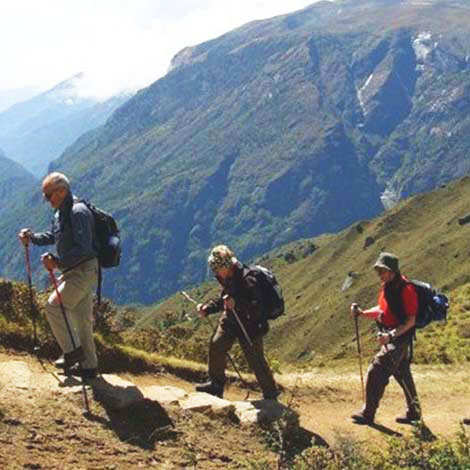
[245,265,285,320]
[410,280,449,329]
[72,199,121,269]
[69,199,121,305]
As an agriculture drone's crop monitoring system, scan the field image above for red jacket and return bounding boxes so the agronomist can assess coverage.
[378,276,418,328]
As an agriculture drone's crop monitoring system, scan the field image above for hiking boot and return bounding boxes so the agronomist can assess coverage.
[63,364,98,381]
[195,381,224,398]
[64,347,84,366]
[395,412,421,424]
[80,368,99,384]
[463,418,470,426]
[54,355,65,369]
[263,389,281,401]
[351,411,374,425]
[62,347,85,376]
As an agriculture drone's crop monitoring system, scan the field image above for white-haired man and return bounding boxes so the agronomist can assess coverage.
[195,245,279,400]
[19,172,99,381]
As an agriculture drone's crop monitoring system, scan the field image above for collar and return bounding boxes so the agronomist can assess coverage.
[58,192,74,213]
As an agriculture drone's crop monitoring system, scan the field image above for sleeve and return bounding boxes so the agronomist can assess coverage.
[31,231,55,246]
[402,284,419,317]
[204,295,224,315]
[58,204,95,267]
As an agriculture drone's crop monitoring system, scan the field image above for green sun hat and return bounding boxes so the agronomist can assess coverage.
[373,252,399,273]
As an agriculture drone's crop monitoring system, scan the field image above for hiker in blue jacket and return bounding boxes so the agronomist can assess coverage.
[19,172,99,382]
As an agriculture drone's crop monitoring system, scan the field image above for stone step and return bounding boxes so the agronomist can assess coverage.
[0,360,298,427]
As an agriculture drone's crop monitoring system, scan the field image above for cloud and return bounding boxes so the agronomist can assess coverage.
[0,0,321,99]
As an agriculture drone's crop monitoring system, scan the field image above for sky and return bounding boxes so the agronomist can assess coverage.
[1,0,320,101]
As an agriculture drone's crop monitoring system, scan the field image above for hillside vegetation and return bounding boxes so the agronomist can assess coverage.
[3,175,470,374]
[1,0,469,304]
[142,175,470,368]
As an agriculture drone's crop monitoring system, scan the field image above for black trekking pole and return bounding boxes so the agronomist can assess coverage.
[180,291,253,399]
[352,304,365,402]
[24,243,39,353]
[48,268,91,416]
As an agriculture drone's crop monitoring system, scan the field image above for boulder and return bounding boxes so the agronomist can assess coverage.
[179,392,235,417]
[141,385,188,405]
[363,236,375,249]
[90,374,144,409]
[458,214,470,226]
[233,399,299,427]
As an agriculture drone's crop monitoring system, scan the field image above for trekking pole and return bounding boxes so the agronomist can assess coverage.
[20,242,65,384]
[224,296,253,347]
[180,291,253,399]
[352,304,365,402]
[24,243,39,353]
[48,268,90,415]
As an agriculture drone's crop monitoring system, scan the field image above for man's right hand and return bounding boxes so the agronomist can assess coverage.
[19,228,33,246]
[197,303,208,318]
[350,303,362,318]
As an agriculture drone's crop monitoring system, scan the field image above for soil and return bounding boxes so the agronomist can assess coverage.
[0,350,469,469]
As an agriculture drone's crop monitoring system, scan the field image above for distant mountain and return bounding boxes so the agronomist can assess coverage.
[3,0,470,305]
[0,149,35,204]
[0,85,42,113]
[0,150,39,281]
[0,73,132,177]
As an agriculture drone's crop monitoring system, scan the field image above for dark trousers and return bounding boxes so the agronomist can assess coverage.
[208,313,277,397]
[363,332,420,419]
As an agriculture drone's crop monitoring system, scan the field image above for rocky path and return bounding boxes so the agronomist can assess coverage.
[0,351,469,469]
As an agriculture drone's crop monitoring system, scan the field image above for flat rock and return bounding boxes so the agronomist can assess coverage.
[0,361,32,391]
[90,374,144,409]
[141,385,188,405]
[233,399,299,426]
[179,392,235,416]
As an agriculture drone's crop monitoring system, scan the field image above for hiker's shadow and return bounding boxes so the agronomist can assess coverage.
[365,421,436,441]
[250,399,329,456]
[368,422,403,437]
[87,376,178,450]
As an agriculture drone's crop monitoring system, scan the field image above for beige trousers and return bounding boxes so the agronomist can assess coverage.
[45,258,98,369]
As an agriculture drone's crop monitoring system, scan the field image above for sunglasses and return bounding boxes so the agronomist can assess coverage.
[43,188,58,201]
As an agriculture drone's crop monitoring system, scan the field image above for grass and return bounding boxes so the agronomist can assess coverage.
[140,176,470,369]
[2,177,470,377]
[288,424,470,470]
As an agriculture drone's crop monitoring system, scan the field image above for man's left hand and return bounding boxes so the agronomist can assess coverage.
[377,332,391,346]
[41,253,58,271]
[223,295,236,311]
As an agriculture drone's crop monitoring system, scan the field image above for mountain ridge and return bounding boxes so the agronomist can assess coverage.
[1,0,470,305]
[0,73,132,177]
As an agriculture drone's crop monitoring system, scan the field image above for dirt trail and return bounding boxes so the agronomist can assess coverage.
[122,361,470,444]
[0,350,469,469]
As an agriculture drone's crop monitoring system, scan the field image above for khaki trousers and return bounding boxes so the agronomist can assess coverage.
[45,259,98,369]
[362,332,420,419]
[208,312,277,397]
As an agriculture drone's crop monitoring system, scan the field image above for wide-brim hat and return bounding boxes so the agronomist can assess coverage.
[373,252,399,273]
